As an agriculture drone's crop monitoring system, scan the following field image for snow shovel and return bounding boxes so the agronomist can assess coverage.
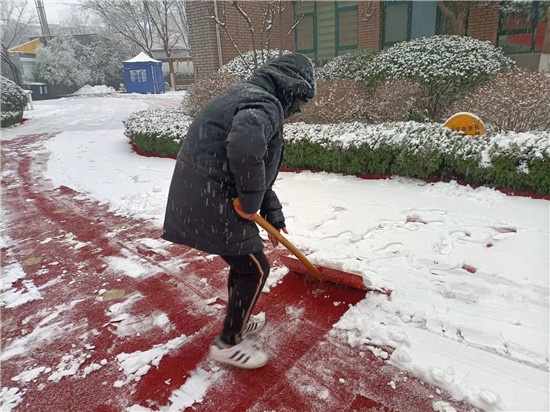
[233,199,367,291]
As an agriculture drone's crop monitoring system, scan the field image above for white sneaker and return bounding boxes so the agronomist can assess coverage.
[242,313,266,337]
[209,338,268,369]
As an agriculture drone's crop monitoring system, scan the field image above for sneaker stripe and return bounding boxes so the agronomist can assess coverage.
[229,351,241,360]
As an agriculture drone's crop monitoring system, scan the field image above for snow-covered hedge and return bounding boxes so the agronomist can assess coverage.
[1,77,27,128]
[357,35,515,119]
[316,49,379,83]
[123,108,193,157]
[124,109,550,195]
[283,122,549,195]
[220,49,293,80]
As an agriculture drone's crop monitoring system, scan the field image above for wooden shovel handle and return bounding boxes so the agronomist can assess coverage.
[233,198,323,281]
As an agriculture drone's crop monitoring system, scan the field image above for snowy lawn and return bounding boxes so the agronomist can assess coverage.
[1,92,548,411]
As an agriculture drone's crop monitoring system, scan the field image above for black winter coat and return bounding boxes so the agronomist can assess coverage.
[162,53,315,255]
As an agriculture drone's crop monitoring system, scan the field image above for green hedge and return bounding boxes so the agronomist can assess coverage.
[123,108,193,157]
[124,109,550,196]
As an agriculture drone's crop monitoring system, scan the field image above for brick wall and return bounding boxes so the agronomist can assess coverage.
[188,0,295,78]
[187,1,219,79]
[358,0,382,51]
[218,1,295,65]
[189,1,515,77]
[467,4,500,45]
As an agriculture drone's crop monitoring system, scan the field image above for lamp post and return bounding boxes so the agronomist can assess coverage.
[34,0,51,45]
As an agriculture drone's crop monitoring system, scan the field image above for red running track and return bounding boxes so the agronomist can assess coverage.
[1,134,476,411]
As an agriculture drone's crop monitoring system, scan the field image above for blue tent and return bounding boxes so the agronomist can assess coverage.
[123,52,165,94]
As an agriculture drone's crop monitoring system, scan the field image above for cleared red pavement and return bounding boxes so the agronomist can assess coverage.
[1,134,476,411]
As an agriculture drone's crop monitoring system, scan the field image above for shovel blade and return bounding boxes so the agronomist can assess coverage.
[280,255,368,291]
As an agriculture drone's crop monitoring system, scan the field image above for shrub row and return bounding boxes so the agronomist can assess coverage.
[282,122,549,195]
[124,110,550,196]
[122,108,193,157]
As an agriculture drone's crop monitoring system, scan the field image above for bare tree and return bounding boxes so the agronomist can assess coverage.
[144,0,186,58]
[0,0,38,48]
[260,0,301,61]
[169,0,189,50]
[81,0,155,55]
[207,0,299,72]
[142,0,189,87]
[55,9,100,35]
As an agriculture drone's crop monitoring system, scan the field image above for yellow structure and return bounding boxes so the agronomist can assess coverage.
[8,38,41,54]
[443,112,487,136]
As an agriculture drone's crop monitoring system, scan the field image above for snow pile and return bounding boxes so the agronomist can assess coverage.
[73,85,117,95]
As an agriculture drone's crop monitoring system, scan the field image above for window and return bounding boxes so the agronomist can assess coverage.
[130,69,147,83]
[294,1,358,64]
[498,1,545,53]
[382,0,438,48]
[336,2,358,55]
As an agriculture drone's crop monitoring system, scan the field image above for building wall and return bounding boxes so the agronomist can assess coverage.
[467,4,500,45]
[187,0,220,78]
[218,1,295,65]
[187,0,295,78]
[189,1,545,76]
[358,0,382,50]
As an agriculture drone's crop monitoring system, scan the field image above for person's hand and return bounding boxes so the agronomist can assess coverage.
[268,227,288,248]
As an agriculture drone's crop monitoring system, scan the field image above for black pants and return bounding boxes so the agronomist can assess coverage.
[219,251,270,345]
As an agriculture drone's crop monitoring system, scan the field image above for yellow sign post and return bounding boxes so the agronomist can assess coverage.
[443,112,486,136]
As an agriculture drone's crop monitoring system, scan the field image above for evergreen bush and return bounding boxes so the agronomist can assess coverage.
[1,76,27,128]
[316,49,380,85]
[219,49,293,80]
[358,35,515,120]
[123,108,193,157]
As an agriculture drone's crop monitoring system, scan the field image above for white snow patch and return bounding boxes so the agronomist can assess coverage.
[0,387,26,411]
[114,334,189,387]
[73,85,116,95]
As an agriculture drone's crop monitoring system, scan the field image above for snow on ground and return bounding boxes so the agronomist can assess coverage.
[1,92,548,411]
[73,85,117,95]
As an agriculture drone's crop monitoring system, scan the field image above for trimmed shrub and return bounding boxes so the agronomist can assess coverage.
[288,79,370,124]
[359,35,515,120]
[282,122,549,195]
[123,108,193,157]
[219,49,293,80]
[317,49,379,84]
[1,76,27,128]
[182,72,238,117]
[124,106,550,196]
[447,68,550,132]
